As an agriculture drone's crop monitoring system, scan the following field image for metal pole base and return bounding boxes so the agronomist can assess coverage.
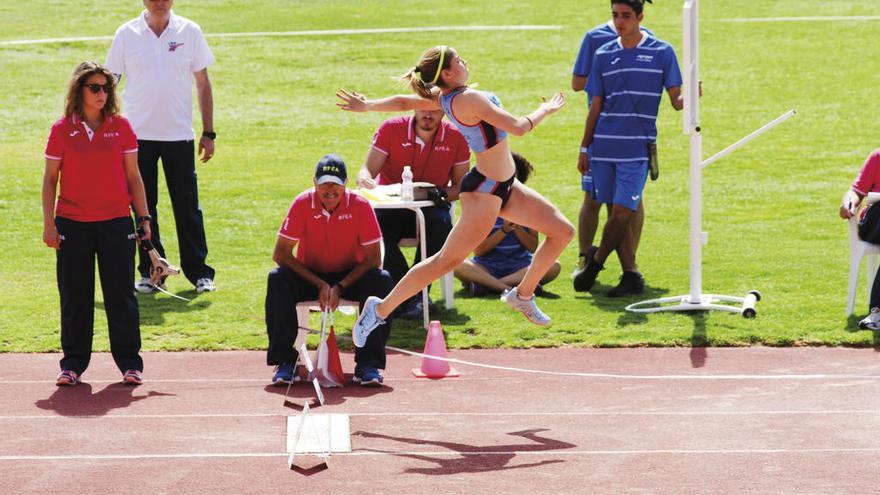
[626,290,761,318]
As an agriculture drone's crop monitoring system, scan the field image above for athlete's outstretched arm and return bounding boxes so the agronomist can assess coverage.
[336,89,440,112]
[460,91,565,137]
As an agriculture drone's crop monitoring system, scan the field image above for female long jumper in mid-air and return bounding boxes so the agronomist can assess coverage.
[336,45,573,346]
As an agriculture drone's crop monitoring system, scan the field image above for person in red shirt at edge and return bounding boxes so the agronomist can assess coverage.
[840,148,880,330]
[356,109,470,318]
[266,154,394,387]
[42,61,152,387]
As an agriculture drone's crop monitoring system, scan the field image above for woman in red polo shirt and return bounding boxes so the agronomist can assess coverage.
[42,61,151,386]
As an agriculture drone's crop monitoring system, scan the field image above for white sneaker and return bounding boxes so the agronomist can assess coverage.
[135,277,160,294]
[352,296,385,348]
[501,287,551,327]
[859,307,880,330]
[195,278,216,293]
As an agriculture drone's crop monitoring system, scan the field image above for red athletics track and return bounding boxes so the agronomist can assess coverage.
[1,347,880,494]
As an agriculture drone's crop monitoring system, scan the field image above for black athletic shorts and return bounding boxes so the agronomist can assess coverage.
[459,168,516,207]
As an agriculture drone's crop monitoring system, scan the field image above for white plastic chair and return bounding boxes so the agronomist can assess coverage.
[847,218,880,316]
[396,239,455,310]
[390,201,457,315]
[846,192,880,316]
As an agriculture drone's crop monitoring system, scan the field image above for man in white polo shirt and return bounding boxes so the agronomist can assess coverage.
[106,0,217,294]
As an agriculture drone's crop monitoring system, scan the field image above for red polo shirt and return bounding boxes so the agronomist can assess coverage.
[278,189,382,273]
[44,115,138,222]
[370,115,470,186]
[852,149,880,196]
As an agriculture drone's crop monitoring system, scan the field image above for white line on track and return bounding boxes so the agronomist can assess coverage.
[385,344,880,380]
[5,447,880,461]
[0,378,269,384]
[721,15,880,22]
[0,25,560,47]
[1,409,877,420]
[4,369,880,384]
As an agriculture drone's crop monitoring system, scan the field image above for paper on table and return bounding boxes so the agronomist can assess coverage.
[357,187,395,203]
[359,183,435,202]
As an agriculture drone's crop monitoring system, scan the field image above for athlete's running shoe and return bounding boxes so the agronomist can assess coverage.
[352,296,385,347]
[502,287,551,326]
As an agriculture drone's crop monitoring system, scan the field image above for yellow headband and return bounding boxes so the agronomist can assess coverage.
[431,45,447,85]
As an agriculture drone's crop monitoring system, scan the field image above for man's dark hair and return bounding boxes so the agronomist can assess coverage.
[611,0,652,15]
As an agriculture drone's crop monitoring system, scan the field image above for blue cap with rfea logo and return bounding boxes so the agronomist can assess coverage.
[314,154,347,186]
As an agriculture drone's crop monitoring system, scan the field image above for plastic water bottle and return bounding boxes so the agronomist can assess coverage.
[401,166,414,201]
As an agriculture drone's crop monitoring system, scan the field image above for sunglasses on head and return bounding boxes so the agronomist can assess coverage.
[84,83,112,94]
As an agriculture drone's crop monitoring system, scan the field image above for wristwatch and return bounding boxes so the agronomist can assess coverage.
[202,131,217,140]
[136,215,152,224]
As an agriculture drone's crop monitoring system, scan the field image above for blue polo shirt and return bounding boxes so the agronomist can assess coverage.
[587,33,682,163]
[572,21,654,100]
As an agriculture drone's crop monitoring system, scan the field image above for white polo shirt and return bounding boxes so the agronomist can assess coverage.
[106,10,215,142]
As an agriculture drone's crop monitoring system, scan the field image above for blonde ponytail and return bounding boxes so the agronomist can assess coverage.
[397,46,451,99]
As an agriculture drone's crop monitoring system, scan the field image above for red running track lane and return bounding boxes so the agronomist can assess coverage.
[1,348,879,494]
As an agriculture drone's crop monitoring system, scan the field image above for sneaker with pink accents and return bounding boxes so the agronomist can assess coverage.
[122,369,143,385]
[56,369,79,386]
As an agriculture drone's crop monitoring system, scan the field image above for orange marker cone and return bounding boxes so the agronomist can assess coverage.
[325,326,345,386]
[412,320,459,378]
[313,318,345,388]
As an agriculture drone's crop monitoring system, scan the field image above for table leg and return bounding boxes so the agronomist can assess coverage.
[414,207,429,330]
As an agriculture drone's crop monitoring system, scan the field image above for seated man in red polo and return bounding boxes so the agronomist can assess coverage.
[357,109,470,318]
[265,154,393,387]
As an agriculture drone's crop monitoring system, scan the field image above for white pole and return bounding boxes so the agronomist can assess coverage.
[701,109,797,169]
[685,0,702,304]
[689,130,703,304]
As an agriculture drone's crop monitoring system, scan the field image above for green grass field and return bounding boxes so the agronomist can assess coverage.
[2,0,879,353]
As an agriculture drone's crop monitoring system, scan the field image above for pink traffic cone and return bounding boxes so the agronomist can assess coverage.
[412,320,459,378]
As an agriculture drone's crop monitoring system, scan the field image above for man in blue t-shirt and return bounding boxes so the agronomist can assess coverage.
[574,0,684,294]
[571,11,654,297]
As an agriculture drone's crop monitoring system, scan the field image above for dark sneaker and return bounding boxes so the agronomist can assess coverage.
[400,296,432,320]
[573,246,603,292]
[56,369,79,386]
[353,366,384,387]
[607,271,646,297]
[122,369,143,385]
[467,281,491,297]
[272,362,299,386]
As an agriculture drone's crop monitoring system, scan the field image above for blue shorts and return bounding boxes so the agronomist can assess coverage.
[591,160,648,211]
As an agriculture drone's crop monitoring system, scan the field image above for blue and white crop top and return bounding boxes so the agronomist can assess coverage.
[439,87,508,153]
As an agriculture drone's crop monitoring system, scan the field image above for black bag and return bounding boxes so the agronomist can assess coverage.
[647,141,659,181]
[858,203,880,244]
